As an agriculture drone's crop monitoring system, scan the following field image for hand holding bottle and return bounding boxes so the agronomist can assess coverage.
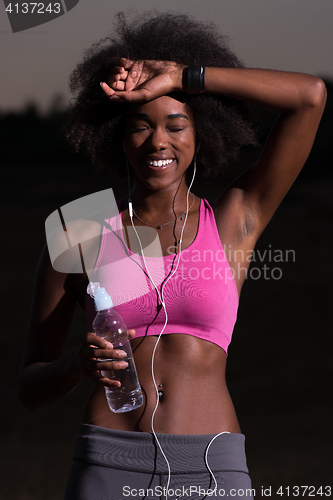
[74,329,136,388]
[84,283,143,413]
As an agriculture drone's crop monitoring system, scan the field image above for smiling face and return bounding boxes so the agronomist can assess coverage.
[123,95,196,194]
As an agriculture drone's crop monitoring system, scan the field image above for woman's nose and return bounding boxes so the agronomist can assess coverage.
[149,127,168,150]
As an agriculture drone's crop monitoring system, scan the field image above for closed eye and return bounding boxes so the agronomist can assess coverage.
[131,125,149,132]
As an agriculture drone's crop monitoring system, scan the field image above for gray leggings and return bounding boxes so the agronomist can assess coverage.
[65,423,253,500]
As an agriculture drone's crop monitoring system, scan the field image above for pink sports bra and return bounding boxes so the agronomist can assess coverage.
[85,198,239,354]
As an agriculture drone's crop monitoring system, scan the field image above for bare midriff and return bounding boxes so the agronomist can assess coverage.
[83,333,241,435]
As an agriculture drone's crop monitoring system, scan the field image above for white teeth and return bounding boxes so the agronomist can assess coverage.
[148,159,174,167]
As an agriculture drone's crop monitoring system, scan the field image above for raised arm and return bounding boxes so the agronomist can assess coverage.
[203,67,326,239]
[102,59,326,242]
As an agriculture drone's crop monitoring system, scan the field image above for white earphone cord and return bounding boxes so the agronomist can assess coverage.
[127,159,228,500]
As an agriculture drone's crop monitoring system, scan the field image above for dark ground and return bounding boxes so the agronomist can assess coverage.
[1,160,332,500]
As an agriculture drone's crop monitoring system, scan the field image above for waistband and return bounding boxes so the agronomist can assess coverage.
[73,423,249,475]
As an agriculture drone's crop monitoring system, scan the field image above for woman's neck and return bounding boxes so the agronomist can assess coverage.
[129,179,192,219]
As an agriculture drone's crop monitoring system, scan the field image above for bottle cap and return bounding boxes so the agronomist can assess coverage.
[93,287,113,311]
[87,282,113,311]
[87,281,100,298]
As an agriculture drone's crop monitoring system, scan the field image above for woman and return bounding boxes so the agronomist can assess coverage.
[19,12,326,500]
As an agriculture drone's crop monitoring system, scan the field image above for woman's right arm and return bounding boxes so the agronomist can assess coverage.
[19,244,129,411]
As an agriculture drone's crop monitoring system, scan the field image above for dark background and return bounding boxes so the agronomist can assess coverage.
[1,81,332,499]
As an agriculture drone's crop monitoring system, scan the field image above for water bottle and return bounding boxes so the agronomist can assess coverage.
[88,283,143,413]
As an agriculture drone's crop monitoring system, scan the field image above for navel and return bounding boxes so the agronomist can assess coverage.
[158,384,164,400]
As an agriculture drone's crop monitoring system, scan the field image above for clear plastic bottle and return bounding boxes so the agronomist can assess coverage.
[89,284,143,413]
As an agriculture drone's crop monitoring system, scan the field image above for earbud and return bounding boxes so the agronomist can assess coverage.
[122,140,126,153]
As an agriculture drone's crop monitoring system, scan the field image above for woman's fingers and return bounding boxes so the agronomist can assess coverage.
[96,359,128,371]
[111,80,126,91]
[110,65,127,76]
[84,331,112,349]
[81,334,125,361]
[103,59,146,98]
[124,60,143,91]
[108,88,156,103]
[75,330,137,387]
[107,66,128,91]
[96,375,121,388]
[84,330,136,347]
[127,329,136,339]
[87,370,122,388]
[100,81,115,97]
[102,59,182,102]
[106,58,135,90]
